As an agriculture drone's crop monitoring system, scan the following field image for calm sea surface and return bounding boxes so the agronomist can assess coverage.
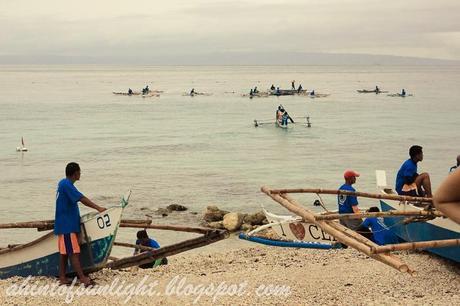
[0,65,459,251]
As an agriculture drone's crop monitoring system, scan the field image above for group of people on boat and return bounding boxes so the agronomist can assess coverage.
[275,105,294,126]
[337,145,460,245]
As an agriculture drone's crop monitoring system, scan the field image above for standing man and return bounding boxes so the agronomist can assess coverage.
[338,170,361,230]
[54,162,106,286]
[395,145,432,197]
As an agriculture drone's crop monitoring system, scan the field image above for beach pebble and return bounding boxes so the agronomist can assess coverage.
[166,204,188,211]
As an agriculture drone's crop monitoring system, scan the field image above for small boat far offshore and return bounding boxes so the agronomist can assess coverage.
[16,137,28,152]
[376,170,460,263]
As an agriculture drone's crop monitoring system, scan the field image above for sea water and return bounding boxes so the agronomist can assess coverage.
[0,65,459,249]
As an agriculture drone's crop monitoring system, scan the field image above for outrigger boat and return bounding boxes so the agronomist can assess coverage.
[0,192,228,279]
[260,186,460,274]
[239,207,339,249]
[357,89,389,94]
[376,170,460,263]
[270,89,310,96]
[254,116,311,128]
[0,192,131,279]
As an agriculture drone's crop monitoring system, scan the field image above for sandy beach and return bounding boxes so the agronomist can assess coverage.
[1,240,458,305]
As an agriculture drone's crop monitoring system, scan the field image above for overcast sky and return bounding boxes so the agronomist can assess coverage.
[1,0,459,63]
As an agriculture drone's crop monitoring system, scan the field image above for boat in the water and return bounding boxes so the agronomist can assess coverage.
[271,89,310,96]
[376,170,460,263]
[0,192,130,279]
[387,93,412,97]
[357,89,389,94]
[16,137,28,152]
[113,92,141,96]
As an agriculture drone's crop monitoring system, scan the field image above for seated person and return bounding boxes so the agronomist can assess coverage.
[360,207,398,245]
[395,145,432,197]
[270,84,276,90]
[297,84,303,92]
[135,230,168,268]
[281,111,294,125]
[128,88,133,95]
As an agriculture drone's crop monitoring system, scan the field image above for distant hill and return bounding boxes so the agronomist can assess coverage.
[0,52,458,66]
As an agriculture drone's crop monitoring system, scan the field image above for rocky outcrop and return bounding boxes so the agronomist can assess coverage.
[203,206,230,222]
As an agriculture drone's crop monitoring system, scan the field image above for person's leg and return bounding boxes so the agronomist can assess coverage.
[59,255,69,284]
[415,173,432,197]
[69,254,91,284]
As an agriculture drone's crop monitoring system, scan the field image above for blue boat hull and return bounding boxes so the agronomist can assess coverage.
[380,200,460,263]
[0,236,113,279]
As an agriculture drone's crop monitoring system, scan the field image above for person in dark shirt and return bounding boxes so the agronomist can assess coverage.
[395,145,432,197]
[270,84,276,90]
[291,80,296,90]
[134,230,168,268]
[128,88,133,95]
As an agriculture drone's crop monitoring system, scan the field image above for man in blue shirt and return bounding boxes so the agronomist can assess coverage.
[338,170,362,230]
[55,162,106,286]
[395,145,432,197]
[360,207,398,245]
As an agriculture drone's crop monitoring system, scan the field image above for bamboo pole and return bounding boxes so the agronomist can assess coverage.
[114,241,156,252]
[261,186,412,273]
[119,223,212,234]
[268,188,432,203]
[371,239,460,254]
[314,210,443,221]
[105,230,228,270]
[0,220,54,229]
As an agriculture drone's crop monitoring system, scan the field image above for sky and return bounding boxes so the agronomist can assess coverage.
[1,0,459,64]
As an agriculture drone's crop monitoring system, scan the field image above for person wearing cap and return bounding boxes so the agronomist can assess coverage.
[338,170,362,230]
[395,145,432,197]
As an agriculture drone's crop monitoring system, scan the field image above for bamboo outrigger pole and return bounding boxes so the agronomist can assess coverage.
[314,210,443,221]
[261,186,414,274]
[268,188,433,203]
[371,239,460,254]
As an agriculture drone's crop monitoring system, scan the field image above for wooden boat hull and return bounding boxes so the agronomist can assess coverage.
[380,199,460,263]
[263,209,337,244]
[0,205,125,279]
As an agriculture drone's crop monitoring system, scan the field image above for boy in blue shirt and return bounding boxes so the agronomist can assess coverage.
[395,145,432,197]
[135,230,168,268]
[55,162,106,286]
[361,207,398,245]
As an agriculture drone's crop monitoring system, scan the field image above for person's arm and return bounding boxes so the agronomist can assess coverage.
[352,205,360,213]
[80,196,106,213]
[433,169,460,224]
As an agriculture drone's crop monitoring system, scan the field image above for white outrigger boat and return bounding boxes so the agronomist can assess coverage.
[239,207,339,249]
[0,192,130,279]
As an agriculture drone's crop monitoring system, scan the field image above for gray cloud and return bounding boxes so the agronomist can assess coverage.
[1,0,459,63]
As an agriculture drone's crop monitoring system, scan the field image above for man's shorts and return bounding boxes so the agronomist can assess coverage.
[58,233,80,255]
